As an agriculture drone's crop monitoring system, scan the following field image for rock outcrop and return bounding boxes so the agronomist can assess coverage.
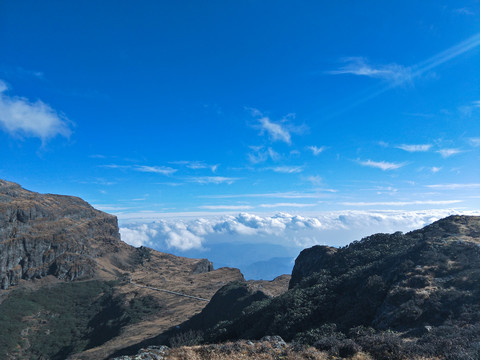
[192,258,214,274]
[0,179,120,289]
[289,245,337,288]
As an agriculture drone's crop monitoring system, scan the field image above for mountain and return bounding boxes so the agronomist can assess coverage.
[121,215,480,360]
[3,178,480,360]
[0,179,289,359]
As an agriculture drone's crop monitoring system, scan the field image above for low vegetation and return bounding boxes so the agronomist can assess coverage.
[0,280,160,359]
[117,340,377,360]
[154,216,480,360]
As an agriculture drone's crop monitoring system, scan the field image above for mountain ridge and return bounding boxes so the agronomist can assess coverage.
[2,179,480,359]
[0,179,289,359]
[117,215,480,359]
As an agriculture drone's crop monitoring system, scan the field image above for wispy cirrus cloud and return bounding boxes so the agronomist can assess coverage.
[92,204,132,211]
[341,200,462,206]
[258,116,291,144]
[306,175,323,186]
[307,145,326,155]
[249,108,307,145]
[437,148,462,158]
[459,99,480,116]
[188,176,239,184]
[101,164,177,176]
[248,146,280,164]
[329,57,412,83]
[199,191,327,199]
[101,164,130,170]
[135,165,177,175]
[426,183,480,190]
[359,159,406,171]
[171,160,218,172]
[0,79,71,142]
[396,144,432,152]
[454,8,475,16]
[199,205,253,210]
[270,166,303,174]
[259,202,317,208]
[323,33,480,118]
[0,66,45,80]
[469,138,480,147]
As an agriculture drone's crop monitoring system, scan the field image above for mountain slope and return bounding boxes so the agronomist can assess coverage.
[0,180,258,359]
[139,215,480,359]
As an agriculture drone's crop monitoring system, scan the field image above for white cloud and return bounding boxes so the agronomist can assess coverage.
[119,224,158,247]
[306,175,323,186]
[248,146,280,164]
[258,117,291,144]
[171,161,218,172]
[93,204,131,211]
[469,138,480,147]
[135,165,177,175]
[396,144,432,152]
[259,203,316,208]
[426,183,480,190]
[307,145,326,155]
[199,205,253,210]
[431,167,442,173]
[189,176,239,184]
[454,8,475,16]
[101,164,130,170]
[199,191,325,199]
[0,79,71,141]
[119,209,480,252]
[101,164,177,176]
[270,166,303,174]
[341,200,462,206]
[329,57,412,84]
[437,148,462,158]
[359,159,406,171]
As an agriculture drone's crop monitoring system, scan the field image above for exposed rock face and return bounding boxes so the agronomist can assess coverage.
[289,245,337,288]
[192,258,214,274]
[0,179,120,289]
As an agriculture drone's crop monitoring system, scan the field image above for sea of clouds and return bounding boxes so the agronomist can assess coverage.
[118,209,480,279]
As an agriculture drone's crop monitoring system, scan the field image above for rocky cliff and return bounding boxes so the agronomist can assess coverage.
[0,179,267,360]
[0,179,121,289]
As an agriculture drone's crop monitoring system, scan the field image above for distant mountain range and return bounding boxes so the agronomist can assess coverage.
[1,179,480,360]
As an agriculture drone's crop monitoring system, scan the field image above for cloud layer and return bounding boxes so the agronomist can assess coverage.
[118,209,480,253]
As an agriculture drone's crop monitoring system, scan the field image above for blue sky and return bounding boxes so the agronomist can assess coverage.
[1,1,480,278]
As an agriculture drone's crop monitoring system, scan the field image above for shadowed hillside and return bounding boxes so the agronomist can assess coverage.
[120,215,480,360]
